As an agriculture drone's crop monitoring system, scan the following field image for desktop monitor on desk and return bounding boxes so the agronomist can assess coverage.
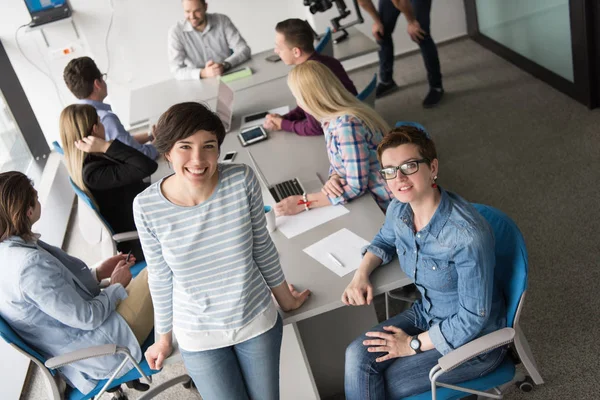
[24,0,72,27]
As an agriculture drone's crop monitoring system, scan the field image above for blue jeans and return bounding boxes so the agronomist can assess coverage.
[180,315,283,400]
[378,0,442,88]
[345,308,507,399]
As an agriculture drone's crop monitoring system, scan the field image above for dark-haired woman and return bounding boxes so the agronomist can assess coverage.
[0,171,153,395]
[134,102,310,400]
[343,127,507,399]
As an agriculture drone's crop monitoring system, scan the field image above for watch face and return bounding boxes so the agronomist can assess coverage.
[410,339,420,350]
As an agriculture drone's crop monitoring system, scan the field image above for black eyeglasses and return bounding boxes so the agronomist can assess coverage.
[379,159,429,180]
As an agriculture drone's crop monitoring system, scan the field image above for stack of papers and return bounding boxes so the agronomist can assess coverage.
[303,228,370,277]
[277,206,349,239]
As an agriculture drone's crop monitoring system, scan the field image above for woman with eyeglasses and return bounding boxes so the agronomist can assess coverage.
[274,60,393,216]
[342,127,507,399]
[59,104,158,260]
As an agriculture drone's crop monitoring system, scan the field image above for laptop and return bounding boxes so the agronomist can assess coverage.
[215,81,234,132]
[25,0,72,28]
[247,151,306,203]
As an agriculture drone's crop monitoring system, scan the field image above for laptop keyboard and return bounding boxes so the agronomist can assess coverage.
[269,179,304,203]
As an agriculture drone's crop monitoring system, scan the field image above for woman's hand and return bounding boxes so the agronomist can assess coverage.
[145,339,173,370]
[96,253,135,281]
[271,282,311,312]
[321,174,346,198]
[75,136,110,153]
[274,195,305,216]
[342,273,373,306]
[286,283,311,311]
[109,259,134,287]
[363,326,414,362]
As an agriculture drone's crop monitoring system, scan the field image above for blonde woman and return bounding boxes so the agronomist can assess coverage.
[59,104,157,258]
[275,60,393,216]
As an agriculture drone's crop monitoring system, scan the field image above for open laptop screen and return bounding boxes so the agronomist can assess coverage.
[25,0,71,26]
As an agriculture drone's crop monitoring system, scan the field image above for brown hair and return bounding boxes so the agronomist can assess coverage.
[377,126,437,165]
[153,102,226,155]
[0,171,37,242]
[275,19,315,53]
[63,57,102,99]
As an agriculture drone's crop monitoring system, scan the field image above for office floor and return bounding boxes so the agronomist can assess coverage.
[21,37,600,399]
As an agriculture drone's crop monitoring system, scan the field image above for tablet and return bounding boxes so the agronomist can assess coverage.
[238,125,268,146]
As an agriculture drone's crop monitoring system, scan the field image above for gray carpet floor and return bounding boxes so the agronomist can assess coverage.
[20,38,600,399]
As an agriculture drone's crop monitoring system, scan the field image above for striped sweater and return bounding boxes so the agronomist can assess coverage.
[133,164,286,350]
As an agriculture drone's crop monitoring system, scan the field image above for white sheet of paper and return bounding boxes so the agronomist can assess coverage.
[303,228,370,277]
[277,206,349,239]
[240,106,290,129]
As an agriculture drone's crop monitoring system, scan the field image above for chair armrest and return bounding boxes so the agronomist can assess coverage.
[438,328,515,372]
[112,231,139,243]
[45,344,117,369]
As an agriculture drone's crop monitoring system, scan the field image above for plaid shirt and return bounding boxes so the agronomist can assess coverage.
[324,115,393,211]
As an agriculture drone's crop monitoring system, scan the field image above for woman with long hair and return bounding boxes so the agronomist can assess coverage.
[59,104,157,259]
[0,171,153,395]
[275,60,393,216]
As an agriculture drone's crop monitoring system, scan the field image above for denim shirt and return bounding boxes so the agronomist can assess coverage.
[0,236,141,394]
[77,99,158,160]
[364,188,506,354]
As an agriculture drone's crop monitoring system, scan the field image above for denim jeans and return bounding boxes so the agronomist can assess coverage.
[180,314,283,400]
[345,308,507,399]
[377,0,442,88]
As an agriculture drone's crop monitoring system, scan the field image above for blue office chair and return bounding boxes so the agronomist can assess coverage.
[394,121,429,135]
[52,141,64,155]
[357,73,377,108]
[315,27,334,58]
[401,204,544,400]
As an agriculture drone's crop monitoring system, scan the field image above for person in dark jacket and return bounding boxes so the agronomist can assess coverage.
[263,18,358,136]
[59,104,158,259]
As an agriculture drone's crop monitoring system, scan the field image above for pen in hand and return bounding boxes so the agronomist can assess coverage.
[327,252,344,268]
[125,250,132,263]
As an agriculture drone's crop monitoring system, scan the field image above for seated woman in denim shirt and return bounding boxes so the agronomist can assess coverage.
[342,127,507,399]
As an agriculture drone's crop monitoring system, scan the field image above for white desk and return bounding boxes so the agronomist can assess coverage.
[128,28,378,129]
[150,78,410,398]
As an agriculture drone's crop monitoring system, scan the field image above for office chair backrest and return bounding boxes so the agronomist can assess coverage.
[52,141,64,155]
[0,313,48,368]
[315,27,333,58]
[68,178,115,235]
[472,204,528,328]
[394,121,430,138]
[357,73,377,108]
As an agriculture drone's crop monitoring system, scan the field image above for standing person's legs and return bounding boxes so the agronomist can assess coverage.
[377,0,401,96]
[116,268,154,344]
[345,308,424,400]
[180,346,250,400]
[235,315,283,400]
[412,0,444,106]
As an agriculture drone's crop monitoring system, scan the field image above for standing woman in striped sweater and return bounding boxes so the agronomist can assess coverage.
[133,102,310,400]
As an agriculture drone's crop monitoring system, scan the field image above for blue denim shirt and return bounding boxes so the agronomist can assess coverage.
[77,99,158,160]
[0,236,141,394]
[364,188,506,354]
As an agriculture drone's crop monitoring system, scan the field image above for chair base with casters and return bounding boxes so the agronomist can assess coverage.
[397,204,544,399]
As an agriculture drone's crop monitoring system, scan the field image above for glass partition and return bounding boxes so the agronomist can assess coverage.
[0,91,34,174]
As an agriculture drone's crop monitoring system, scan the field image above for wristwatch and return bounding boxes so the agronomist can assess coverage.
[222,61,231,71]
[410,335,422,354]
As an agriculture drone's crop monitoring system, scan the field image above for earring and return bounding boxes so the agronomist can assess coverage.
[431,176,438,188]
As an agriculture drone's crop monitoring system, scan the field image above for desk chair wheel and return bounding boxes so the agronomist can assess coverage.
[516,376,534,392]
[126,378,150,391]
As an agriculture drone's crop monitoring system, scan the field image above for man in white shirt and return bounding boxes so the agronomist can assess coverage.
[168,0,251,80]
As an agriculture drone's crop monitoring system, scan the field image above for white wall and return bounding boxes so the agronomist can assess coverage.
[0,0,465,146]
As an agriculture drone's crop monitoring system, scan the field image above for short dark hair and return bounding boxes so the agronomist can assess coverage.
[377,126,438,165]
[63,57,102,99]
[0,171,37,242]
[275,19,315,53]
[153,102,226,155]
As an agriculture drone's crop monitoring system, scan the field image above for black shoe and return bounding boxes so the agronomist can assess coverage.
[126,379,150,391]
[423,88,444,108]
[375,81,399,99]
